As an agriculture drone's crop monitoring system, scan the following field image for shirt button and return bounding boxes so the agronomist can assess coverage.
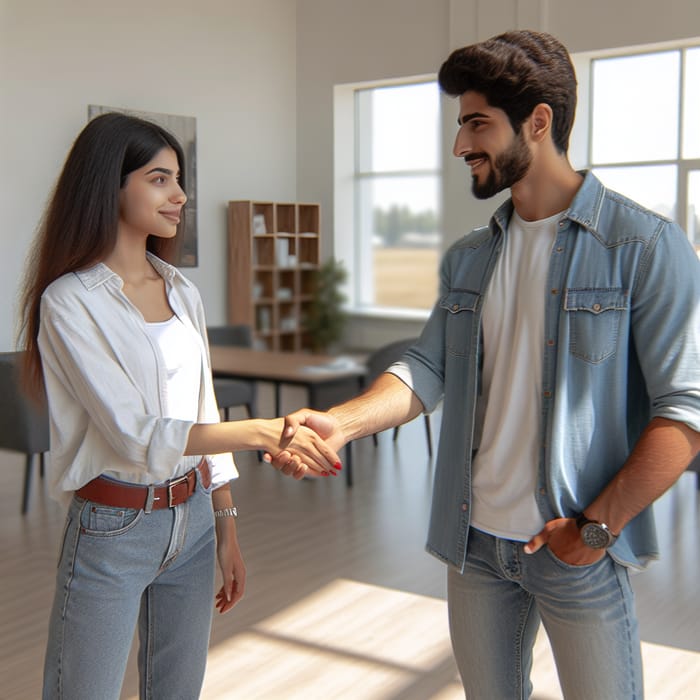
[550,288,559,295]
[543,391,552,398]
[547,339,555,346]
[592,303,601,312]
[461,503,468,512]
[539,487,546,496]
[452,304,459,311]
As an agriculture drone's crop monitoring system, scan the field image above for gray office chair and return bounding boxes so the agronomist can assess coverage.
[366,338,433,456]
[207,325,258,421]
[0,351,50,513]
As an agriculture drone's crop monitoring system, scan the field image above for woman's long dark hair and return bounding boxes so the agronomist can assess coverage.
[19,112,186,398]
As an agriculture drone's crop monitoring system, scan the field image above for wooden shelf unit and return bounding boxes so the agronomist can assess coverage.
[227,200,321,351]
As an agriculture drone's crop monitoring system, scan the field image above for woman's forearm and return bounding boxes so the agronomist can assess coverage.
[185,417,341,474]
[185,418,283,456]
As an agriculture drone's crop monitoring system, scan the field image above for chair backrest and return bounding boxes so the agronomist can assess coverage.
[0,351,50,454]
[206,325,253,348]
[366,338,418,383]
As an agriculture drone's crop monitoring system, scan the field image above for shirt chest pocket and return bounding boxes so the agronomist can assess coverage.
[564,288,630,364]
[439,290,481,358]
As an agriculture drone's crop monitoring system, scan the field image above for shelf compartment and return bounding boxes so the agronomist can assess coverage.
[276,203,296,234]
[298,204,320,234]
[298,236,319,266]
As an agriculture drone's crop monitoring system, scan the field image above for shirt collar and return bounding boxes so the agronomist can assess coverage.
[490,170,604,237]
[74,252,189,291]
[564,170,605,235]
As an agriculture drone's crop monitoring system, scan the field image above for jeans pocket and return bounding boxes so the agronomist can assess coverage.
[78,500,143,537]
[197,469,214,498]
[544,545,606,572]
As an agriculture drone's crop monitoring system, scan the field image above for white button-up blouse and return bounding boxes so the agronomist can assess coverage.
[38,253,237,506]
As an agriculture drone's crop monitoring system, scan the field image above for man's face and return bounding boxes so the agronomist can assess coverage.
[453,91,532,199]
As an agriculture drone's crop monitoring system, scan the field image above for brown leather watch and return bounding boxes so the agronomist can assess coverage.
[575,513,618,549]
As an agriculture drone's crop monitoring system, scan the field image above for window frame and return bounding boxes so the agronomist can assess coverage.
[334,75,441,319]
[573,38,700,248]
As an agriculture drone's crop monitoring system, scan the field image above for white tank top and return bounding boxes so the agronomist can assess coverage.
[145,315,201,421]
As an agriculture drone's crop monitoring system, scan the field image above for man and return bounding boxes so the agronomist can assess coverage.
[274,31,700,699]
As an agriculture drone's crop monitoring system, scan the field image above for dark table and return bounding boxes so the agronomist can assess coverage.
[210,346,366,485]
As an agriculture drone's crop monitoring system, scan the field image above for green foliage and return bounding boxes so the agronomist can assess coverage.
[305,258,348,353]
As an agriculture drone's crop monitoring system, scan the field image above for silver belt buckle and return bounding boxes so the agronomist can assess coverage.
[167,473,189,508]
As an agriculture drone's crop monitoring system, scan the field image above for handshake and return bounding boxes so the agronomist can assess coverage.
[262,408,347,479]
[251,372,419,479]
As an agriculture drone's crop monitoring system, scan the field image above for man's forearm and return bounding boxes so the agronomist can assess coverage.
[328,372,424,442]
[584,417,700,534]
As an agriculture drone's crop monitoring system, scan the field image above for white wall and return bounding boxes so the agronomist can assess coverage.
[0,0,298,350]
[3,1,700,352]
[295,0,700,348]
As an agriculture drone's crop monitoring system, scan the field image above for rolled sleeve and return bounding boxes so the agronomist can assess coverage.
[632,222,700,432]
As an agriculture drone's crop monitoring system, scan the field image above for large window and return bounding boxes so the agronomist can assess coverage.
[588,44,700,248]
[353,81,442,312]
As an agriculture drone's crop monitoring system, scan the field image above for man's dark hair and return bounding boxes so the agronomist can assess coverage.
[438,30,577,154]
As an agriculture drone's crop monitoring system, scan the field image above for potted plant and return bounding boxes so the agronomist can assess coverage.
[305,257,348,353]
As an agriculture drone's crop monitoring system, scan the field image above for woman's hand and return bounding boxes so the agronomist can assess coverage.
[214,514,246,614]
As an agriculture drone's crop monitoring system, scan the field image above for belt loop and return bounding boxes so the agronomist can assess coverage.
[144,484,156,514]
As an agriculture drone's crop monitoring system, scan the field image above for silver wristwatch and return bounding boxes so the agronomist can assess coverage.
[575,513,617,549]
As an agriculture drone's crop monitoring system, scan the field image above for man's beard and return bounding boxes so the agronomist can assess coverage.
[470,131,532,200]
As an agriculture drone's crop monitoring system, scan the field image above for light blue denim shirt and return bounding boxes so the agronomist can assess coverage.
[389,172,700,572]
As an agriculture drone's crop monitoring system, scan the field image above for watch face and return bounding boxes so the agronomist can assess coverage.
[581,522,612,549]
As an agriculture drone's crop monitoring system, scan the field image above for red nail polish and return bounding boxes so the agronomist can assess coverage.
[334,462,343,471]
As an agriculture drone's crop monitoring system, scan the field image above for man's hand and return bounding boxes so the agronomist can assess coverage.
[265,409,346,475]
[524,517,606,566]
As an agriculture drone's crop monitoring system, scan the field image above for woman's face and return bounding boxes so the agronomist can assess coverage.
[118,146,187,240]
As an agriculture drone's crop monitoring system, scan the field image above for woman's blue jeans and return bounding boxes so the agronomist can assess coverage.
[447,528,643,700]
[43,473,216,700]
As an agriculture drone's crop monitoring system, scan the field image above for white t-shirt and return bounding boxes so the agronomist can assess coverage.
[470,209,562,541]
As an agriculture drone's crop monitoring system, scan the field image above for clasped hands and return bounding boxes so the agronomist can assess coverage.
[264,409,345,479]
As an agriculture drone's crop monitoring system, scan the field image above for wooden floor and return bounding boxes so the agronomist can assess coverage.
[2,389,699,699]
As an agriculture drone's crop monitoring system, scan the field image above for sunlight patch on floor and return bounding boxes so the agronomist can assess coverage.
[127,577,700,699]
[202,579,462,699]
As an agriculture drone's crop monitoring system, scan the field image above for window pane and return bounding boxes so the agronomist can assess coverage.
[592,165,677,220]
[357,175,439,310]
[591,52,679,164]
[688,170,700,247]
[357,82,440,172]
[682,48,700,159]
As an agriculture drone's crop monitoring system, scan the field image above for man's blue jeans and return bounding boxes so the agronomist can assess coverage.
[448,528,643,699]
[43,473,216,700]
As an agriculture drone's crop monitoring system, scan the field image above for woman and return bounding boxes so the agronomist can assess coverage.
[20,112,340,699]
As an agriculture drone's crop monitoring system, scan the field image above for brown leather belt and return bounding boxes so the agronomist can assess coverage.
[76,458,211,510]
